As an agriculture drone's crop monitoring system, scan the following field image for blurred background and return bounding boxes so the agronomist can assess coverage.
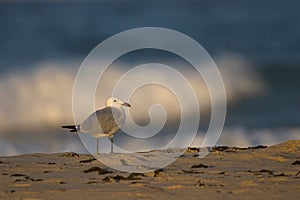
[0,0,299,155]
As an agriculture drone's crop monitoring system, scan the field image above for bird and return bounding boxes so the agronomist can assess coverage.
[62,97,131,154]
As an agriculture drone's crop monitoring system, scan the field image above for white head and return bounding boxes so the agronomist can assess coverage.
[105,97,131,108]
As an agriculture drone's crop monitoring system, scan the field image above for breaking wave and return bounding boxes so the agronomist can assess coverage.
[0,55,265,134]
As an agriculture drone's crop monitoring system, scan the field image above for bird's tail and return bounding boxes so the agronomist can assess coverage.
[61,125,80,133]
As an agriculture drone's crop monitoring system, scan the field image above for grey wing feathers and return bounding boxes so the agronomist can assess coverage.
[80,107,125,134]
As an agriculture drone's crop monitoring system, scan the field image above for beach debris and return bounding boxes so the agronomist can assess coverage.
[102,173,145,183]
[83,167,112,175]
[127,173,145,180]
[10,173,27,177]
[10,174,42,182]
[196,180,224,187]
[60,152,79,157]
[182,170,204,174]
[86,181,98,184]
[190,163,209,169]
[154,169,164,177]
[211,145,267,153]
[79,158,97,163]
[246,169,287,177]
[291,160,300,165]
[102,175,126,182]
[187,147,200,153]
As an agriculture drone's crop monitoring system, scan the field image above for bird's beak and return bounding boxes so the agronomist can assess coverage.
[121,102,131,107]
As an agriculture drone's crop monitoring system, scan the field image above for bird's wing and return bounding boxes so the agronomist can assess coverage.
[80,107,125,134]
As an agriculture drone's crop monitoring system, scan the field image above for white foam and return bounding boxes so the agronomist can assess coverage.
[0,55,265,134]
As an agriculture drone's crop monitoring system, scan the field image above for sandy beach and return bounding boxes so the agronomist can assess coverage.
[0,140,299,200]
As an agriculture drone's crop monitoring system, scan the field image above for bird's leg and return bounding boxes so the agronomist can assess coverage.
[96,138,99,155]
[110,137,114,153]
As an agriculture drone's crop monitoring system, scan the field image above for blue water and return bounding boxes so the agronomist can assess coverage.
[1,0,300,70]
[0,0,299,155]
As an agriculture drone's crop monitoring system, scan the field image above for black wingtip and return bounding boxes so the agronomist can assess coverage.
[61,125,78,132]
[62,125,75,128]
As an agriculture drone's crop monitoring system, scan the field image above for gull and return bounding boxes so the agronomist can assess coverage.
[62,97,131,154]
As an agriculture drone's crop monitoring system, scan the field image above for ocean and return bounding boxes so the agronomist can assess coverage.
[0,0,299,155]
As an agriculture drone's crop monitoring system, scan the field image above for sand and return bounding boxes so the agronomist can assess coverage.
[0,140,299,200]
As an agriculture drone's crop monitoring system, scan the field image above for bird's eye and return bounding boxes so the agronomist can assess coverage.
[113,100,117,102]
